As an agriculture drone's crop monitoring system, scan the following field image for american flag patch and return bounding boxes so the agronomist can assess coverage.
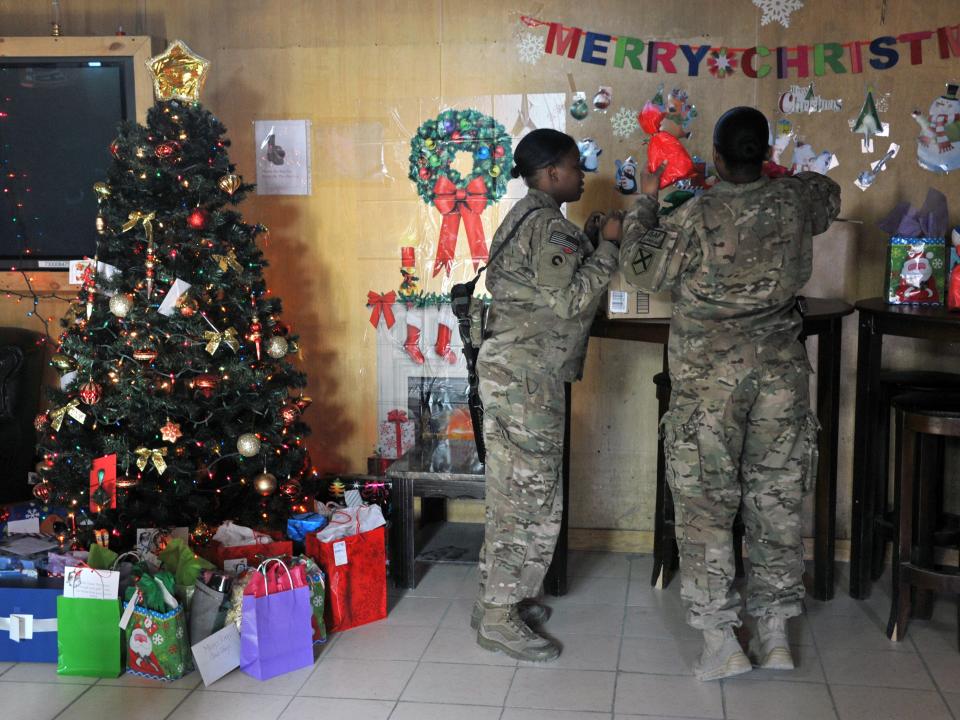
[548,230,579,254]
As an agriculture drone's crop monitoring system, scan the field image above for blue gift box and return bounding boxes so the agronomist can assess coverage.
[0,577,62,662]
[286,512,328,542]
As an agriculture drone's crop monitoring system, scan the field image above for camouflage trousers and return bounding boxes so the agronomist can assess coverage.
[477,361,564,607]
[663,357,819,631]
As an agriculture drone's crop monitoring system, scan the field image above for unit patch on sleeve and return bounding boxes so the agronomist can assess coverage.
[639,228,667,249]
[548,230,580,254]
[631,247,653,275]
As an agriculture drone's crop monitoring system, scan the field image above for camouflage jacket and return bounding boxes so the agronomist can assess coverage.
[619,173,841,375]
[478,188,619,382]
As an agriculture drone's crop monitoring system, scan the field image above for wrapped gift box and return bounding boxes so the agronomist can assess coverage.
[0,576,62,662]
[377,409,415,459]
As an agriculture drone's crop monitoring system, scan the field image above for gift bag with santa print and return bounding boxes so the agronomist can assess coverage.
[239,558,314,680]
[886,236,946,306]
[122,571,192,681]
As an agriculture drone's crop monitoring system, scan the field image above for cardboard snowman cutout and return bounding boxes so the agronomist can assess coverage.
[913,82,960,173]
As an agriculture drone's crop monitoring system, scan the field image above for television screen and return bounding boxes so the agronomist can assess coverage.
[0,58,135,269]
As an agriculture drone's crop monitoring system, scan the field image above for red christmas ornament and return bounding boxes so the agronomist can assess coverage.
[279,477,301,497]
[133,348,159,362]
[194,374,219,398]
[493,145,505,158]
[155,141,180,159]
[79,380,103,405]
[109,141,120,158]
[160,419,182,443]
[272,322,290,337]
[280,404,299,426]
[32,481,53,503]
[247,320,263,360]
[418,167,431,180]
[34,412,49,432]
[294,396,313,413]
[187,208,209,229]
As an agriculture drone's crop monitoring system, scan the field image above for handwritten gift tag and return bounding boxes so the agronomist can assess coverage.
[191,623,241,686]
[63,566,120,600]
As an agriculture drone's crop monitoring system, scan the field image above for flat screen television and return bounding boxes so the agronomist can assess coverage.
[0,57,137,270]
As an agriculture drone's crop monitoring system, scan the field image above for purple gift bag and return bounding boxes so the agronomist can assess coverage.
[239,560,314,681]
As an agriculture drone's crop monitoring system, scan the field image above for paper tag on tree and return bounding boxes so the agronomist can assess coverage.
[157,278,192,317]
[90,454,117,512]
[333,540,348,566]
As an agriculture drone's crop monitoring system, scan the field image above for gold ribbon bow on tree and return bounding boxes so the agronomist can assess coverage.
[204,327,240,355]
[212,249,242,273]
[121,211,156,242]
[134,446,168,475]
[50,399,86,431]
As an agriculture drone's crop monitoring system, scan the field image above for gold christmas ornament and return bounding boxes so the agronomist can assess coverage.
[109,293,133,318]
[266,335,288,359]
[218,174,241,195]
[253,472,277,496]
[146,39,210,102]
[93,181,111,198]
[51,353,76,374]
[236,433,261,457]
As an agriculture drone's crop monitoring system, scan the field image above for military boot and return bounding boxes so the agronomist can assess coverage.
[470,598,551,630]
[476,604,561,662]
[756,615,793,670]
[693,627,752,681]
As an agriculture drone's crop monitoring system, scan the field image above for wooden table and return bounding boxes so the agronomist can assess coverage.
[849,298,960,599]
[574,297,853,601]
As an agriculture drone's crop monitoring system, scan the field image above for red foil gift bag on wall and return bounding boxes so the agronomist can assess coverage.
[305,506,387,632]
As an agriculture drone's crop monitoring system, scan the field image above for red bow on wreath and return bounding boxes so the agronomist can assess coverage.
[432,176,489,277]
[367,291,397,329]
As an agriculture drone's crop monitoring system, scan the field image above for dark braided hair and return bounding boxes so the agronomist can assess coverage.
[510,129,577,179]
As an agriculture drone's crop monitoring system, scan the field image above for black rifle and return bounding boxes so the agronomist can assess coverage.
[450,207,543,464]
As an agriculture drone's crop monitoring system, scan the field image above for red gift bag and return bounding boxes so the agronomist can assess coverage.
[198,536,293,573]
[305,510,386,633]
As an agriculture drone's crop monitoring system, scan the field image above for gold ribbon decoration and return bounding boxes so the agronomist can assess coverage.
[212,249,242,273]
[134,447,168,475]
[50,400,86,431]
[204,327,240,355]
[121,211,156,243]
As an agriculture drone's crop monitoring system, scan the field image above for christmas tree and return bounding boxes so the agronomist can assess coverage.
[34,41,313,543]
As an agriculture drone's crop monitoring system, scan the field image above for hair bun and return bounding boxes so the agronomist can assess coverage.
[510,166,521,179]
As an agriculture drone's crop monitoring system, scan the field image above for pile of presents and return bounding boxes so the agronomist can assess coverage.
[0,499,388,685]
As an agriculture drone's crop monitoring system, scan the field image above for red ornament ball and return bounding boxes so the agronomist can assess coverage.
[79,380,103,405]
[187,208,209,229]
[280,404,299,426]
[34,412,49,432]
[279,477,301,497]
[493,145,505,158]
[155,141,180,159]
[418,167,431,180]
[32,481,53,503]
[272,322,290,337]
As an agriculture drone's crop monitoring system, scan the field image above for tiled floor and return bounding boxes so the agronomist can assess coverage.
[1,552,958,720]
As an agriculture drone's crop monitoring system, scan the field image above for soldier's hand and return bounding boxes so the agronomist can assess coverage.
[601,214,623,247]
[583,211,605,246]
[641,161,667,197]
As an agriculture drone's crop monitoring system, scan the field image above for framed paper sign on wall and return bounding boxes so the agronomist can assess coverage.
[253,119,312,195]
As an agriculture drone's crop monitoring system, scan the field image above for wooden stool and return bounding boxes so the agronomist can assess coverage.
[651,372,744,588]
[887,392,960,650]
[871,371,960,582]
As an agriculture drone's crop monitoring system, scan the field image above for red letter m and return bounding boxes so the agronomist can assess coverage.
[546,23,583,59]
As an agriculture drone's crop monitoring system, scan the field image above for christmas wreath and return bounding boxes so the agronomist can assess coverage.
[408,109,513,276]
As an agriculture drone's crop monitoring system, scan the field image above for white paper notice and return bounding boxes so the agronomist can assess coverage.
[5,518,41,535]
[63,566,120,600]
[333,540,348,566]
[192,624,241,686]
[254,119,312,195]
[157,279,192,317]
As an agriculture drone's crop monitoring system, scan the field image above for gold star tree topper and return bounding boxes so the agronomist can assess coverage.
[146,40,210,102]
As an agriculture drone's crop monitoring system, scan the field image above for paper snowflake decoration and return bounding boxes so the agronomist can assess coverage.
[753,0,804,28]
[516,31,546,65]
[611,107,639,139]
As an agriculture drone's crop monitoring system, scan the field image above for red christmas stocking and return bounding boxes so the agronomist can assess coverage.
[403,320,425,364]
[435,319,458,365]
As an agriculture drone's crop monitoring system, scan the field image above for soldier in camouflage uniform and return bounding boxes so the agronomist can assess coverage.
[619,107,840,680]
[473,129,620,661]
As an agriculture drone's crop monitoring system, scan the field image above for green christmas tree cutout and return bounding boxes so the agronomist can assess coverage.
[851,87,886,153]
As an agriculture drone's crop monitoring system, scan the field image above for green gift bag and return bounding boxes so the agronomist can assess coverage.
[57,596,122,678]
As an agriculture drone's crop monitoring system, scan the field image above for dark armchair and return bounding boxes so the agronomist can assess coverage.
[0,327,46,503]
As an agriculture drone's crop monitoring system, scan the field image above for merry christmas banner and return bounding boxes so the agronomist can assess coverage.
[519,16,960,79]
